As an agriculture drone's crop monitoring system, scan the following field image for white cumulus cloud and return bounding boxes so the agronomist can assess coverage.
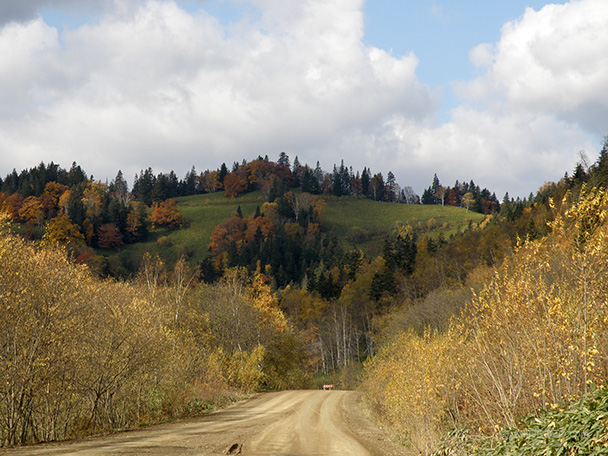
[458,0,608,134]
[0,0,437,186]
[428,0,608,196]
[0,0,605,198]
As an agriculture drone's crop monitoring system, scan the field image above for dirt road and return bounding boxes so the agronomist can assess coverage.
[0,390,411,456]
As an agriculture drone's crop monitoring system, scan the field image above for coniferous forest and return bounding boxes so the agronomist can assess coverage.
[3,141,608,454]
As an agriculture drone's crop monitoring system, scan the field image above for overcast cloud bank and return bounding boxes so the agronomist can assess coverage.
[0,0,606,197]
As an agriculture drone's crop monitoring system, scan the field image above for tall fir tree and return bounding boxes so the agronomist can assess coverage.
[361,167,370,197]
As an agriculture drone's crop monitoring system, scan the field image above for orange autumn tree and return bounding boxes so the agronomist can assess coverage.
[39,181,69,219]
[43,181,69,209]
[39,193,56,219]
[81,218,95,245]
[244,216,275,242]
[18,196,44,228]
[223,169,249,198]
[1,193,23,222]
[246,159,280,189]
[42,213,85,245]
[209,216,247,256]
[209,214,276,259]
[150,199,184,230]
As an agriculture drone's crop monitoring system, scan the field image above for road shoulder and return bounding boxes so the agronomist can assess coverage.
[342,391,414,456]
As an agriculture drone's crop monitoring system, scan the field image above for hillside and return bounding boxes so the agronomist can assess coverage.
[109,191,486,271]
[322,196,485,256]
[0,159,519,452]
[363,185,608,455]
[110,191,262,270]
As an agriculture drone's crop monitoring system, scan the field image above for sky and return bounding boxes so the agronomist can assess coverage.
[0,0,607,198]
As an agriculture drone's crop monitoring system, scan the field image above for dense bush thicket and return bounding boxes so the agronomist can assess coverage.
[363,186,608,455]
[0,215,310,447]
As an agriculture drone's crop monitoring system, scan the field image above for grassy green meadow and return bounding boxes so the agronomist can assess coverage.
[114,191,264,270]
[110,192,486,271]
[323,196,485,256]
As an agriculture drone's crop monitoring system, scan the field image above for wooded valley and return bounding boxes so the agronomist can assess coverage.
[2,145,608,454]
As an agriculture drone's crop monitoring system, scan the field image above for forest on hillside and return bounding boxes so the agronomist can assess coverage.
[2,141,608,452]
[364,139,608,455]
[0,154,501,283]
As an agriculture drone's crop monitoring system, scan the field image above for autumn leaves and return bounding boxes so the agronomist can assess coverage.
[363,187,608,454]
[0,219,301,446]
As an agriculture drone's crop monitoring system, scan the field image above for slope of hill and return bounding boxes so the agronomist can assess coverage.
[121,192,263,267]
[110,191,486,271]
[323,196,485,256]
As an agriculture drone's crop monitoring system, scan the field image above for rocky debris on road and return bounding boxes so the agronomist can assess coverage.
[224,442,242,454]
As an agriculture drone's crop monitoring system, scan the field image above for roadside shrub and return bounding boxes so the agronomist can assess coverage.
[0,224,254,447]
[364,329,461,455]
[473,386,608,456]
[363,187,608,455]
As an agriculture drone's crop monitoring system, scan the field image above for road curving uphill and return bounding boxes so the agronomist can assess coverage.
[0,390,411,456]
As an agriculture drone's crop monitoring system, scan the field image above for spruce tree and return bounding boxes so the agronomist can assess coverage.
[361,167,370,197]
[218,163,228,183]
[278,151,290,168]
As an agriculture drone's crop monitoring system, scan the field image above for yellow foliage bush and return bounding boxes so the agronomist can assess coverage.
[0,222,169,444]
[0,222,257,446]
[227,345,266,391]
[363,186,608,454]
[365,329,461,455]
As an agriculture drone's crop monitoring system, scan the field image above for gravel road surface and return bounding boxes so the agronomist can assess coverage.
[0,390,411,456]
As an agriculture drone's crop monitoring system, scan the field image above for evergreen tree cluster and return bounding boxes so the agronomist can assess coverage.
[420,173,500,214]
[0,161,87,197]
[217,153,416,203]
[206,191,351,297]
[564,137,608,191]
[370,231,417,301]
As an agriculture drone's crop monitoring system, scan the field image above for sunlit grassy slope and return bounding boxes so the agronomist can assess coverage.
[322,195,485,256]
[115,192,263,268]
[114,192,485,269]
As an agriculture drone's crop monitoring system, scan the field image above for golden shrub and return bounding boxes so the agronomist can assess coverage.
[363,186,608,454]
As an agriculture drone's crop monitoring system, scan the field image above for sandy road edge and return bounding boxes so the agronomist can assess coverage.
[341,392,416,456]
[0,393,261,455]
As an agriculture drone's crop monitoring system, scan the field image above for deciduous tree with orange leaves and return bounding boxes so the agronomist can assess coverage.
[18,196,44,228]
[43,181,69,206]
[209,216,246,256]
[1,193,23,222]
[223,169,249,198]
[150,198,184,230]
[42,213,85,245]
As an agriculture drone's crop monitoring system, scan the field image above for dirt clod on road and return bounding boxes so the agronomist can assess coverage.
[1,390,412,456]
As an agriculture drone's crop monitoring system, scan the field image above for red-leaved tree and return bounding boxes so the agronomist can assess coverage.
[150,199,184,230]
